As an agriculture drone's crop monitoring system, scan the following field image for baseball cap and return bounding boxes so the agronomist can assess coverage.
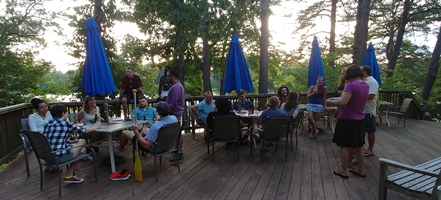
[155,101,170,115]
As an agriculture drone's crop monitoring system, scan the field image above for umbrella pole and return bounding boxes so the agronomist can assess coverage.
[132,89,137,125]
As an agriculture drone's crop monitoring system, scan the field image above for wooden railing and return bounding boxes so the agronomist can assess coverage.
[0,90,426,165]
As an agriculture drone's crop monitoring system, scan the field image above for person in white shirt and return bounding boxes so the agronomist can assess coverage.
[28,98,53,132]
[361,65,379,157]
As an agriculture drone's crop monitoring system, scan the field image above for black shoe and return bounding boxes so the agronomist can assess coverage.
[169,153,184,162]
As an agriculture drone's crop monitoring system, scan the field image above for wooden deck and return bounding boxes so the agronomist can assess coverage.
[1,117,440,200]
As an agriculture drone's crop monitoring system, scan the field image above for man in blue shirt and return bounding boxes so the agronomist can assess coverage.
[191,91,215,125]
[131,96,159,136]
[113,102,178,153]
[232,92,254,111]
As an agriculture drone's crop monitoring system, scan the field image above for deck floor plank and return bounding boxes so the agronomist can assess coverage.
[0,117,439,200]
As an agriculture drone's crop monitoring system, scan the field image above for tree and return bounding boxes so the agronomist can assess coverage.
[259,0,270,94]
[352,0,370,65]
[421,23,441,100]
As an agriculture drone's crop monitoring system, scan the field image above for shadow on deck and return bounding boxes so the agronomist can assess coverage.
[1,117,440,200]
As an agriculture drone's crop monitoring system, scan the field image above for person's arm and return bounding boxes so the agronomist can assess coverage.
[75,110,84,124]
[166,86,178,113]
[136,125,153,149]
[326,91,352,107]
[28,114,38,132]
[191,105,201,120]
[307,86,316,98]
[85,122,101,133]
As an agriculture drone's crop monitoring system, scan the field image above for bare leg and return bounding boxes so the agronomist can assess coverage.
[307,111,317,138]
[113,130,134,152]
[122,97,128,119]
[354,147,365,175]
[65,139,87,176]
[339,147,350,176]
[367,132,375,154]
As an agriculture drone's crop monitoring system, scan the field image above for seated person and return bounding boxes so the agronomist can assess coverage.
[232,91,254,111]
[206,97,244,148]
[280,92,301,119]
[131,96,159,136]
[259,96,288,138]
[29,98,53,132]
[119,66,143,121]
[112,102,177,153]
[44,104,101,184]
[75,96,107,153]
[191,91,215,125]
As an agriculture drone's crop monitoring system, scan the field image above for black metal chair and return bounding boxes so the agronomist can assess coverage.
[207,115,241,162]
[133,122,181,182]
[251,116,292,161]
[20,118,32,178]
[289,111,304,151]
[21,130,97,197]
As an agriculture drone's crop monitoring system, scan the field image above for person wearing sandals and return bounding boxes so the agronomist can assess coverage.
[326,65,369,179]
[306,76,327,138]
[29,98,53,132]
[44,104,101,183]
[75,96,107,153]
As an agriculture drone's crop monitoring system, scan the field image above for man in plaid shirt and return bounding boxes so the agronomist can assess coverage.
[44,104,101,184]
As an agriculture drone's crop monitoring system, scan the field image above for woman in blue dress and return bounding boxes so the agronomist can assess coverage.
[306,76,327,138]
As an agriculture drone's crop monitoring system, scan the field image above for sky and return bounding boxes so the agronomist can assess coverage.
[34,1,436,73]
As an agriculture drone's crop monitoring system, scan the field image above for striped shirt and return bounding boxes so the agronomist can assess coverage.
[44,118,86,158]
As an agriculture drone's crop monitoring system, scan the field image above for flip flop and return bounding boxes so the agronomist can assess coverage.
[333,169,349,179]
[349,168,366,177]
[364,152,374,157]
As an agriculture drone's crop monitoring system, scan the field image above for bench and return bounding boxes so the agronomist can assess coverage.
[379,157,441,200]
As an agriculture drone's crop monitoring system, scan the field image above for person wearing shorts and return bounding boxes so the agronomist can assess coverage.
[120,66,143,121]
[361,65,379,157]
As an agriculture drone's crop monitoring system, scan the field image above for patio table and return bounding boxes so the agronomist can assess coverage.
[235,110,262,150]
[378,101,394,127]
[84,119,147,172]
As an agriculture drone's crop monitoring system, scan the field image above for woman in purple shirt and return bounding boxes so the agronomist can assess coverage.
[326,64,369,179]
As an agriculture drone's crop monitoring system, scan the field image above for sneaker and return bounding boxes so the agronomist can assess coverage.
[81,155,93,162]
[109,169,131,181]
[63,175,84,184]
[169,153,184,162]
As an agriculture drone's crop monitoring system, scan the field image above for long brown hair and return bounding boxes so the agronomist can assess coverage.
[337,68,347,90]
[82,96,95,114]
[284,92,299,111]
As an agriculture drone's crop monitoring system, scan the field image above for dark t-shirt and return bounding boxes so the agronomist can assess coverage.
[121,75,143,94]
[159,75,171,91]
[206,112,237,130]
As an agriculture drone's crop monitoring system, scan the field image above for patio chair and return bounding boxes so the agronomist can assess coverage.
[251,116,292,161]
[207,115,241,162]
[21,130,97,197]
[20,118,32,178]
[189,104,205,139]
[383,98,412,127]
[133,122,181,182]
[289,111,304,151]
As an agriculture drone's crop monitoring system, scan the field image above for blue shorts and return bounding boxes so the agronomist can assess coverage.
[363,114,376,133]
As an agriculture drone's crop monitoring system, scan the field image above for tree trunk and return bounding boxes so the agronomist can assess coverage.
[259,0,270,94]
[421,23,441,100]
[328,0,337,68]
[352,0,370,65]
[386,0,413,78]
[202,23,211,92]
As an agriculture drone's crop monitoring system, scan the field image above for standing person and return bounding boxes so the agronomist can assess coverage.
[361,65,379,157]
[158,66,172,100]
[120,66,143,121]
[306,76,327,139]
[191,91,215,125]
[335,67,348,97]
[75,96,106,153]
[44,104,101,183]
[166,68,185,162]
[29,98,53,132]
[280,92,301,119]
[277,86,290,106]
[326,64,369,179]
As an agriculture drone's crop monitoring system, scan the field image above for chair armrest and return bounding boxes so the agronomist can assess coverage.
[379,158,438,177]
[51,145,89,154]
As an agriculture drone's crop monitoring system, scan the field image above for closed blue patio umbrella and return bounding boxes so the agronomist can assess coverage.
[82,17,116,97]
[363,43,382,86]
[223,34,254,94]
[307,37,326,87]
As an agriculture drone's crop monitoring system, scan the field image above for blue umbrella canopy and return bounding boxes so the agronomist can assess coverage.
[81,17,116,96]
[223,34,254,94]
[363,43,382,86]
[307,37,326,87]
